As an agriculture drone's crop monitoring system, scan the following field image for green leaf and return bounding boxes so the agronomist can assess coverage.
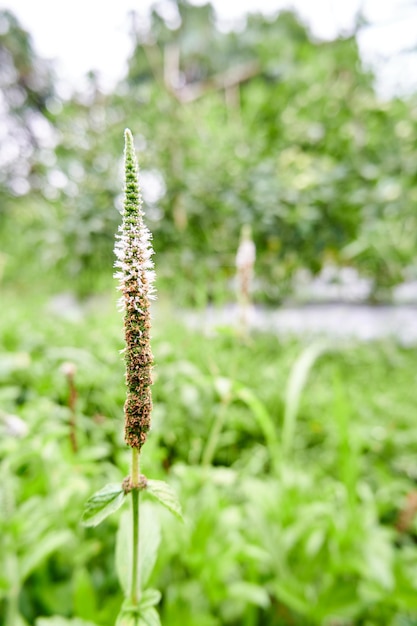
[116,503,161,594]
[234,384,278,459]
[73,567,97,621]
[0,574,10,595]
[272,579,311,616]
[81,483,125,528]
[145,479,183,521]
[20,530,72,581]
[36,618,99,626]
[115,604,161,626]
[116,510,131,596]
[139,607,161,626]
[313,583,363,621]
[14,613,30,626]
[115,611,139,626]
[282,342,329,457]
[139,589,161,610]
[229,581,270,608]
[139,503,161,587]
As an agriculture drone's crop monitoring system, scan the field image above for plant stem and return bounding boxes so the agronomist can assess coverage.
[202,400,229,466]
[131,446,140,487]
[5,595,18,626]
[68,374,78,453]
[130,448,140,605]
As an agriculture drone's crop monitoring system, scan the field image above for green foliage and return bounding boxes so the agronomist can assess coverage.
[35,617,96,626]
[0,10,56,198]
[116,504,161,598]
[81,484,126,528]
[1,3,417,300]
[1,291,417,624]
[281,341,329,457]
[145,480,183,521]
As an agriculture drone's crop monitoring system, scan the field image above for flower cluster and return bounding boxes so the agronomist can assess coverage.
[114,129,156,449]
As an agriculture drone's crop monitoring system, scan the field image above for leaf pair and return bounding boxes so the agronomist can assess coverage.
[81,479,182,528]
[116,590,162,626]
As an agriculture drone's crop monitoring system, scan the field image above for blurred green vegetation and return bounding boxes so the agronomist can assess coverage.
[1,292,417,625]
[1,2,417,302]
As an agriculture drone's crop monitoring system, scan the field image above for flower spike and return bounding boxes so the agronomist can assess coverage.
[114,128,155,449]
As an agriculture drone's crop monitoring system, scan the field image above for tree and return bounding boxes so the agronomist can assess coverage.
[2,2,417,300]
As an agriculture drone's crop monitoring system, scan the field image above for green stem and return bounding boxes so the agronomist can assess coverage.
[5,592,19,626]
[130,448,140,605]
[202,400,229,466]
[5,566,19,626]
[131,447,140,487]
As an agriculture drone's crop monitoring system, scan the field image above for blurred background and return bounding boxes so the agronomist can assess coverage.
[2,2,417,626]
[1,0,417,304]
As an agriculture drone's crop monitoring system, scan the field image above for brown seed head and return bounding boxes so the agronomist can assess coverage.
[114,129,156,450]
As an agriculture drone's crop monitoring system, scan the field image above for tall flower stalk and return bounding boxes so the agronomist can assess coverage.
[114,128,156,605]
[82,129,181,626]
[114,129,155,456]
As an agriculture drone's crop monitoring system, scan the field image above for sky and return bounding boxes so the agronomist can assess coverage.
[1,0,417,97]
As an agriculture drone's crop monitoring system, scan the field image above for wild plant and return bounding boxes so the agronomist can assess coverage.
[235,224,255,336]
[61,361,78,453]
[82,129,182,626]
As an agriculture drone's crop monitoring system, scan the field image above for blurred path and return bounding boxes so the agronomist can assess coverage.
[186,303,417,345]
[46,290,417,345]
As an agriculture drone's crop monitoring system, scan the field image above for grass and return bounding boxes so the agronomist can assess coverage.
[1,289,417,625]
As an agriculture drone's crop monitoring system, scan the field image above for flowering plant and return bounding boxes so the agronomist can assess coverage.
[82,129,181,626]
